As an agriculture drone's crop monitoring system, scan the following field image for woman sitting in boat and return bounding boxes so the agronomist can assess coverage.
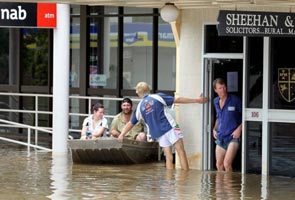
[80,102,109,140]
[109,97,147,141]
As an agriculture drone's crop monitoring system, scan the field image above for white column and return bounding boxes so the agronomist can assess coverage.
[52,4,70,154]
[261,37,270,175]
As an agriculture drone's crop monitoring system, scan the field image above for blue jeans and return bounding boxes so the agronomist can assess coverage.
[215,138,240,150]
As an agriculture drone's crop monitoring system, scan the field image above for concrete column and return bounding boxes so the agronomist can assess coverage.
[52,4,70,154]
[261,37,270,176]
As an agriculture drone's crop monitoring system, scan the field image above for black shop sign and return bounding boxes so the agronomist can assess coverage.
[217,10,295,37]
[0,2,56,28]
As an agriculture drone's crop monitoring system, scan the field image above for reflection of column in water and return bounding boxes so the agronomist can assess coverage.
[47,154,70,200]
[167,170,199,199]
[200,172,213,197]
[261,175,269,200]
[215,172,241,200]
[164,169,189,199]
[240,172,245,200]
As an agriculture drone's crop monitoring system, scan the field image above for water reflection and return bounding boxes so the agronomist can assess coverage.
[213,172,241,200]
[0,147,294,200]
[48,154,71,200]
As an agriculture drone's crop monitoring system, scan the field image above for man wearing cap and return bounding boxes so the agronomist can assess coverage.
[109,97,147,141]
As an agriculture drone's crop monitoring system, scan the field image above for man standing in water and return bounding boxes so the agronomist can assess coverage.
[118,82,208,170]
[212,78,242,172]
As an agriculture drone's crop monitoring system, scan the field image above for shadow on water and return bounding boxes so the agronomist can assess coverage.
[0,147,295,200]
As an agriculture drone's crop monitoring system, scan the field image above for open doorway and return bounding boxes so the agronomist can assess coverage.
[205,58,243,171]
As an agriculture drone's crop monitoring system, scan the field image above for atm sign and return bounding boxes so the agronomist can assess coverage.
[37,3,56,28]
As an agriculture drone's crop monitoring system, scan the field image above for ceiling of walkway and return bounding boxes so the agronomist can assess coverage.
[1,0,295,9]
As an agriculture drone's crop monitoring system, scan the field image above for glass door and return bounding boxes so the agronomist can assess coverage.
[203,58,243,171]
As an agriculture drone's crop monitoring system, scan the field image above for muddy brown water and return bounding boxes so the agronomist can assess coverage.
[0,145,294,200]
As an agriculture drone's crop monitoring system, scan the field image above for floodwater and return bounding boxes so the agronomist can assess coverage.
[0,146,294,200]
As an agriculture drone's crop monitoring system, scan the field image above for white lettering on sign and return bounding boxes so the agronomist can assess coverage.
[45,13,55,19]
[218,10,295,36]
[0,6,27,20]
[226,13,278,27]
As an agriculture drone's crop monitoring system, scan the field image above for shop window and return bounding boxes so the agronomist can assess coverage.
[124,7,153,14]
[89,6,104,16]
[270,37,295,109]
[69,94,80,131]
[70,17,80,88]
[88,17,118,89]
[85,6,175,93]
[0,28,10,85]
[246,121,262,174]
[21,96,51,127]
[105,17,118,89]
[123,16,153,89]
[21,28,49,86]
[104,7,119,15]
[205,25,243,53]
[269,122,295,177]
[90,6,118,15]
[246,37,263,108]
[70,5,80,15]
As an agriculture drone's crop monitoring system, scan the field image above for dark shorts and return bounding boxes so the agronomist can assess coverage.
[215,138,240,150]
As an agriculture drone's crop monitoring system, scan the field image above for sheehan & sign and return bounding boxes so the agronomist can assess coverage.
[217,10,295,37]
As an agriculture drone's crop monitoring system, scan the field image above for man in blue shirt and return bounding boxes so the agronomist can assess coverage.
[118,82,208,170]
[212,78,242,172]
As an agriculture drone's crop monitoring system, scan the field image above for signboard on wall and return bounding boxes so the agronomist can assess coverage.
[0,2,56,28]
[217,10,295,37]
[90,74,106,87]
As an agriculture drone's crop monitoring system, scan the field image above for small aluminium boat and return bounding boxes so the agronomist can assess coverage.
[68,137,160,164]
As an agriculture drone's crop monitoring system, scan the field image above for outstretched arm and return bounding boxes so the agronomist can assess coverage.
[118,121,134,142]
[174,93,208,104]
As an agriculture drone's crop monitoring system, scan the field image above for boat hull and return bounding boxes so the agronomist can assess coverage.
[68,138,160,164]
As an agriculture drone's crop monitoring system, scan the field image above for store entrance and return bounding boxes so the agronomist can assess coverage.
[205,58,243,171]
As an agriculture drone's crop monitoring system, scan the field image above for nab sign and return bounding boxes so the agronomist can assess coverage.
[0,2,56,28]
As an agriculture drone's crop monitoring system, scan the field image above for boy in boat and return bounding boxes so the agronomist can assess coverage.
[109,97,146,141]
[118,82,208,170]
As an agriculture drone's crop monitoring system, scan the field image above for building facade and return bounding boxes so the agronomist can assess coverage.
[0,3,295,177]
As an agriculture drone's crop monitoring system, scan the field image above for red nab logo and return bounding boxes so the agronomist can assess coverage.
[37,3,56,28]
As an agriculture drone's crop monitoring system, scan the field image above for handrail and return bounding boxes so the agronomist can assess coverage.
[0,92,141,150]
[0,119,52,151]
[0,92,140,117]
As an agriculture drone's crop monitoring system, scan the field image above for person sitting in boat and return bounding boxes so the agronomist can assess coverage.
[80,102,109,140]
[109,97,147,141]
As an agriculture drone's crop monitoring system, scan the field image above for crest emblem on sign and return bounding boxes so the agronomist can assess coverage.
[278,68,295,102]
